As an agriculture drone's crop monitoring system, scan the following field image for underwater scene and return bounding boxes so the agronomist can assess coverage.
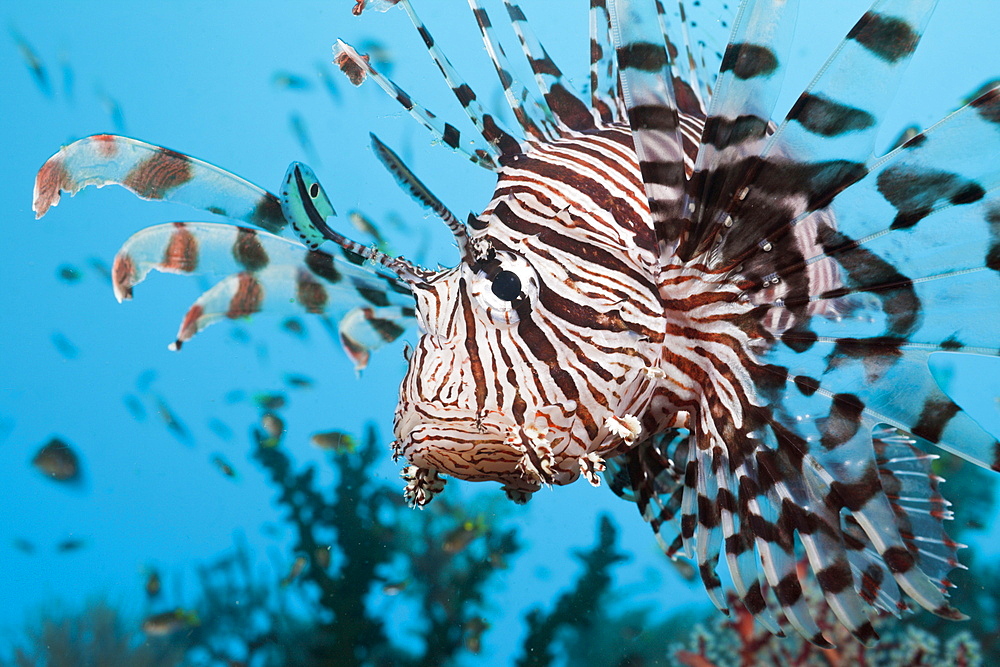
[4,1,1000,665]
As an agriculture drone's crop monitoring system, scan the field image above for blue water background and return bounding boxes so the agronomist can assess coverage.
[2,1,1000,662]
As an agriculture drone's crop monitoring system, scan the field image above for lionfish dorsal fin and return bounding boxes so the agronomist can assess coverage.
[503,0,597,132]
[397,0,527,158]
[608,0,690,247]
[654,0,709,115]
[467,0,560,143]
[589,0,625,124]
[333,40,499,171]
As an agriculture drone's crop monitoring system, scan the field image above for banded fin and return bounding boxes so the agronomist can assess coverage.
[333,40,499,171]
[608,0,690,247]
[682,0,799,258]
[503,0,596,131]
[613,424,965,645]
[110,222,413,359]
[707,0,941,267]
[467,0,558,141]
[398,0,526,157]
[337,305,413,371]
[589,0,624,123]
[33,134,286,233]
[653,0,708,116]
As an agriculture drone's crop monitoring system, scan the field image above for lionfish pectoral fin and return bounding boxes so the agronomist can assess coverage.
[702,0,940,269]
[33,134,286,234]
[682,0,799,258]
[336,305,412,372]
[111,221,413,351]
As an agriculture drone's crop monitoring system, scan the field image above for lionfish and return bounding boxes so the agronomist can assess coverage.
[32,0,1000,647]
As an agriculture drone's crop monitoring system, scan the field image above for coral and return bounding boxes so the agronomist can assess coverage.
[516,515,629,667]
[171,415,522,666]
[4,599,187,667]
[664,589,988,667]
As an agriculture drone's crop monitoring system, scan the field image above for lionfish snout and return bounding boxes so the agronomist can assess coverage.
[393,399,601,503]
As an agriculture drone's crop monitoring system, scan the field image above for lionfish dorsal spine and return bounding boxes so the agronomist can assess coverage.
[333,39,499,171]
[503,0,598,131]
[398,0,527,158]
[589,0,626,124]
[467,0,560,143]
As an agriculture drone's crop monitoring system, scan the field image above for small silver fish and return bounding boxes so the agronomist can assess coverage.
[142,608,200,636]
[310,430,357,453]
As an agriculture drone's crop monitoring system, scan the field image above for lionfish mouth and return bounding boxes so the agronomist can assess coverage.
[395,410,564,491]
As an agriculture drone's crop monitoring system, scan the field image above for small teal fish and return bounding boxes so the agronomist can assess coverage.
[279,162,337,251]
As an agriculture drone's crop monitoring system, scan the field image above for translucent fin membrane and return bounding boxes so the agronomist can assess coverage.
[608,0,689,247]
[110,222,413,358]
[398,0,526,157]
[369,133,473,264]
[333,40,499,172]
[698,0,941,268]
[503,0,597,131]
[657,0,708,115]
[681,0,800,259]
[467,0,559,142]
[589,0,623,123]
[33,134,287,233]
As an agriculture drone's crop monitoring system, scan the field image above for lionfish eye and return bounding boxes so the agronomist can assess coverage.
[309,183,320,198]
[491,270,521,301]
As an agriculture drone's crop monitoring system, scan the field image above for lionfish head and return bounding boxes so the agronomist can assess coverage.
[390,131,665,505]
